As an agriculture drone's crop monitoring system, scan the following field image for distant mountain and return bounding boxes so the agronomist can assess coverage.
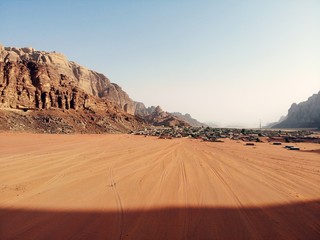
[204,122,220,128]
[171,112,206,127]
[263,122,278,129]
[145,106,189,127]
[133,103,188,127]
[264,116,287,128]
[224,125,246,129]
[273,91,320,129]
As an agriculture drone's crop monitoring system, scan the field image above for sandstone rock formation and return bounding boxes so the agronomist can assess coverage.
[0,46,135,114]
[0,45,145,133]
[134,101,150,117]
[0,45,193,132]
[134,104,194,127]
[144,106,190,127]
[273,91,320,129]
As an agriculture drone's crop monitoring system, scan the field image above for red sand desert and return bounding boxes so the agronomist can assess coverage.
[0,133,320,239]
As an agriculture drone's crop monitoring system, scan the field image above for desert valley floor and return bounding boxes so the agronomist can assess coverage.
[0,133,319,239]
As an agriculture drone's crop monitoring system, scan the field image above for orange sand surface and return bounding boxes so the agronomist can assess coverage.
[0,133,319,239]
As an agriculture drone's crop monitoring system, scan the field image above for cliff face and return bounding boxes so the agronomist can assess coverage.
[134,101,150,117]
[0,45,144,133]
[273,91,320,129]
[0,46,135,114]
[0,45,194,131]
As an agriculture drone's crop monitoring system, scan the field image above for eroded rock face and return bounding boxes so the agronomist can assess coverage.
[0,46,135,114]
[134,101,150,117]
[0,45,191,130]
[100,83,135,114]
[0,61,85,110]
[0,46,146,133]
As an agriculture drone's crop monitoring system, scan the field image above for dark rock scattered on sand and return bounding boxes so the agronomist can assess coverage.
[131,126,320,144]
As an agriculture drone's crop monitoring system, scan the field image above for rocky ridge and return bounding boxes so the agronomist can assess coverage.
[144,106,190,127]
[0,45,145,133]
[273,91,320,129]
[0,44,191,132]
[0,45,135,114]
[171,112,206,127]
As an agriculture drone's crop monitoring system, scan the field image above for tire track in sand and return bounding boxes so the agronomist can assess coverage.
[109,167,124,240]
[195,150,261,238]
[179,155,189,240]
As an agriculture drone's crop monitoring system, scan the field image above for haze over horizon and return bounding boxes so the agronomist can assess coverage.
[1,0,319,127]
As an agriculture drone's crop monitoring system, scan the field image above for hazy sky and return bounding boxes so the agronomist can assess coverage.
[1,0,319,127]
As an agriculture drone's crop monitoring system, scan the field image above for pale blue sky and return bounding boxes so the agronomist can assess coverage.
[1,0,319,127]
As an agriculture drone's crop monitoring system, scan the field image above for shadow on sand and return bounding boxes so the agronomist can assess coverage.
[1,200,320,240]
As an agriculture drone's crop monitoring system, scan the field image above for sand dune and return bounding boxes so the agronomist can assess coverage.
[0,133,319,239]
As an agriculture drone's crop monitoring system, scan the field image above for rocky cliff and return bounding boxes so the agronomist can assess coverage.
[0,45,145,133]
[0,44,194,132]
[133,103,190,127]
[273,91,320,129]
[0,45,136,114]
[134,101,150,116]
[144,106,190,127]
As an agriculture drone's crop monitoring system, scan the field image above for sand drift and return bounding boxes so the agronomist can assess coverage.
[0,134,319,239]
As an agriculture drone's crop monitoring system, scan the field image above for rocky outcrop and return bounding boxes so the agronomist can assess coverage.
[171,112,206,127]
[273,91,320,129]
[134,101,149,117]
[134,105,193,127]
[144,106,190,127]
[0,45,145,133]
[0,45,191,131]
[0,46,135,114]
